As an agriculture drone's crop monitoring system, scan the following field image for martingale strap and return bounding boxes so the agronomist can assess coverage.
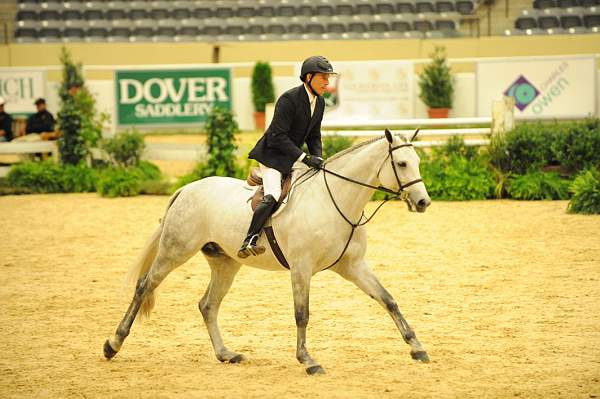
[266,138,423,272]
[264,226,290,269]
[319,141,422,271]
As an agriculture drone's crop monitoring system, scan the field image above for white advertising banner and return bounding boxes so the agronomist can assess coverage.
[296,60,414,123]
[0,69,47,115]
[477,56,596,119]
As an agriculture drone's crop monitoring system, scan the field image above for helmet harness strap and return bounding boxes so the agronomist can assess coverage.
[306,73,318,97]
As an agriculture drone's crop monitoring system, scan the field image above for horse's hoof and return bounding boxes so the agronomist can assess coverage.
[306,365,326,375]
[228,354,246,364]
[103,339,118,360]
[411,350,430,363]
[218,352,246,363]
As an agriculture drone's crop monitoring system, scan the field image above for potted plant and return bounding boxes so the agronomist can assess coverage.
[418,46,454,119]
[251,61,275,130]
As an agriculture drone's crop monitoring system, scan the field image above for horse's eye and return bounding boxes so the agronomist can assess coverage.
[397,162,407,168]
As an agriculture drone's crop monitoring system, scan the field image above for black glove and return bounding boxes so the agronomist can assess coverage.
[302,154,323,169]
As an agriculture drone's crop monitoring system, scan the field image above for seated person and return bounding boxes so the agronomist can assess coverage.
[24,98,58,140]
[0,97,13,142]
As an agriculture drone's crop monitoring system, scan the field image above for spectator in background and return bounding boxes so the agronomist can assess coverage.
[25,98,58,140]
[0,97,13,142]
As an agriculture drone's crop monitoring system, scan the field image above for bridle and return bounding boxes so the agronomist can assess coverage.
[318,139,423,270]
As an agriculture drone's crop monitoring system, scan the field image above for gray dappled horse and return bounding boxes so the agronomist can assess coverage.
[103,129,432,375]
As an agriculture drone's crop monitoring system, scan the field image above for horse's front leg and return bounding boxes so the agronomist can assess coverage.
[334,260,430,363]
[290,265,325,375]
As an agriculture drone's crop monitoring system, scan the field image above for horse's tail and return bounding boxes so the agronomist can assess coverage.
[126,187,185,318]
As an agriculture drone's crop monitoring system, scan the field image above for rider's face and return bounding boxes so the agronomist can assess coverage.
[307,73,330,96]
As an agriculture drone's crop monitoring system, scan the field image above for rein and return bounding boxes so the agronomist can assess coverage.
[319,142,422,270]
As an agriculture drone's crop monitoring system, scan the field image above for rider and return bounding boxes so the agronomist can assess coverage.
[237,55,337,258]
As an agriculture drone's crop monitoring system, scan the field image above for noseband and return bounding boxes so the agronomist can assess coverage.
[318,141,423,271]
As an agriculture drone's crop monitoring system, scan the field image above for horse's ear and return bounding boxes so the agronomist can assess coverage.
[410,128,420,142]
[384,129,393,143]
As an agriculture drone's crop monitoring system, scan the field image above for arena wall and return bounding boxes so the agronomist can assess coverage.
[1,35,599,131]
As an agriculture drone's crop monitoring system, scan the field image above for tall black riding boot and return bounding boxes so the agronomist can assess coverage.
[238,194,278,258]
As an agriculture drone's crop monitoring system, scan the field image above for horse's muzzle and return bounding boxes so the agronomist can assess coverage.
[416,198,431,213]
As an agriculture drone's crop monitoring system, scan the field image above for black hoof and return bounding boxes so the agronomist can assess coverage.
[228,354,246,364]
[103,340,118,360]
[411,350,430,363]
[306,365,326,375]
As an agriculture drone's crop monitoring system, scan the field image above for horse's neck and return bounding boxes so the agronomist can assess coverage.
[322,139,386,223]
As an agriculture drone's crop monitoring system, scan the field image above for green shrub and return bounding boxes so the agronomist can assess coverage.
[506,171,570,200]
[139,179,172,195]
[251,62,275,113]
[488,123,560,174]
[60,162,97,192]
[421,156,495,200]
[552,119,600,172]
[488,119,600,175]
[7,161,97,193]
[135,160,162,180]
[322,135,354,159]
[96,167,142,197]
[7,162,64,193]
[567,168,600,214]
[434,135,479,161]
[101,130,145,167]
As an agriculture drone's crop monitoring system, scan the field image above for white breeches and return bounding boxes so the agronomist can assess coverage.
[259,163,282,200]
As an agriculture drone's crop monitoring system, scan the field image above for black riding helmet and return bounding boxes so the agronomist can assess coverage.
[300,56,337,96]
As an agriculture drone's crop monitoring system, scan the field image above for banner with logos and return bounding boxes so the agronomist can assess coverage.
[0,69,47,115]
[476,56,596,119]
[115,68,232,126]
[295,60,414,123]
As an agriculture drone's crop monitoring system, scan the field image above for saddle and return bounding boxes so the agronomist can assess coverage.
[246,168,292,211]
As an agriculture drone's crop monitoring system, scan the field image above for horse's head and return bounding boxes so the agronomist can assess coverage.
[378,129,431,213]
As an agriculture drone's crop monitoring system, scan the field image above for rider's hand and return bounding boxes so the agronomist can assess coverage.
[302,154,324,169]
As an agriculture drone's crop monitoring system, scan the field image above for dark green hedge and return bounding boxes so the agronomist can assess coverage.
[7,161,97,193]
[488,119,600,174]
[568,168,600,214]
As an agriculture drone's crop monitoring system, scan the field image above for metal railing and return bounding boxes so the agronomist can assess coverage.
[321,117,493,147]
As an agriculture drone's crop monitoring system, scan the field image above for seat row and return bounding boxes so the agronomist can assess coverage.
[533,0,600,8]
[16,0,477,20]
[17,12,461,27]
[15,19,460,43]
[515,13,600,29]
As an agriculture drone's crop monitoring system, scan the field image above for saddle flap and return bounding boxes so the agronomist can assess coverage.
[250,174,292,212]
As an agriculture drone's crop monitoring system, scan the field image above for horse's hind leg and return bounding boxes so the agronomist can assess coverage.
[334,260,430,363]
[104,251,194,359]
[199,249,244,363]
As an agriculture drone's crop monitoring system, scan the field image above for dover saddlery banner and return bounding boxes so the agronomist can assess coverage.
[477,56,596,119]
[0,69,46,115]
[115,68,232,126]
[295,60,414,122]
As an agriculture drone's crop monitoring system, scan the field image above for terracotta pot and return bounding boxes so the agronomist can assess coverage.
[253,112,265,130]
[427,108,450,118]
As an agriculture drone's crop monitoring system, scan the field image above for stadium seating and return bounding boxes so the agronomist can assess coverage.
[13,0,476,43]
[507,0,600,35]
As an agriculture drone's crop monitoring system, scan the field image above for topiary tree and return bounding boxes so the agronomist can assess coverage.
[57,47,106,165]
[202,106,239,177]
[251,61,275,113]
[418,46,454,110]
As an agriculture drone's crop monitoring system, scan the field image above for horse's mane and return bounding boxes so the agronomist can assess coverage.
[324,133,407,164]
